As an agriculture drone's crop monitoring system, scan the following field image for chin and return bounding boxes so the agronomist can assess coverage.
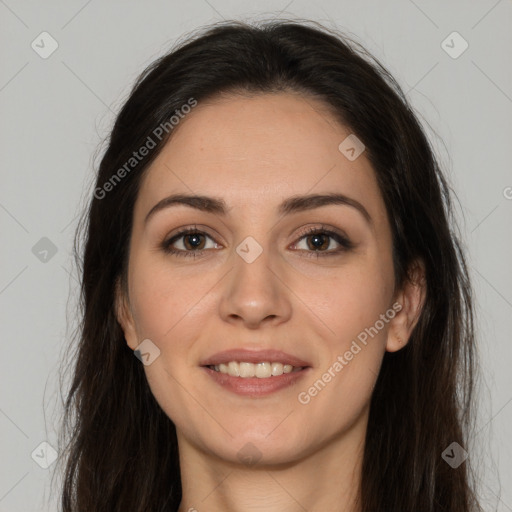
[205,429,310,467]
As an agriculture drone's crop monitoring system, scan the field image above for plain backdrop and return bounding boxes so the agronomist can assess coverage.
[1,1,511,510]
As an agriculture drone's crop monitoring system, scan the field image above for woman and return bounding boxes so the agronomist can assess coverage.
[57,18,483,511]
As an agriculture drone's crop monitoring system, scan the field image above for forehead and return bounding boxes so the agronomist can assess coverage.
[135,92,386,225]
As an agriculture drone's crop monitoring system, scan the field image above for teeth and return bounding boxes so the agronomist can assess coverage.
[211,361,303,378]
[227,361,240,377]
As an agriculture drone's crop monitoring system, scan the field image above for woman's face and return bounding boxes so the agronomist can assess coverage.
[116,92,415,466]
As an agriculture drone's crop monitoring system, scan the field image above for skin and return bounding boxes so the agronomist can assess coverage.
[115,92,425,512]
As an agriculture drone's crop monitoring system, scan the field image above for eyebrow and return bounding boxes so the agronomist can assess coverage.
[144,192,373,226]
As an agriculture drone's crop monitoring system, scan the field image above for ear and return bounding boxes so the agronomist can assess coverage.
[114,277,139,351]
[386,259,426,352]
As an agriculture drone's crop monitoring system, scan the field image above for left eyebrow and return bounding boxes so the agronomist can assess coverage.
[144,192,373,226]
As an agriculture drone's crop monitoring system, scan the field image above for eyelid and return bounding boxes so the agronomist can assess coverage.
[165,224,222,244]
[293,224,352,245]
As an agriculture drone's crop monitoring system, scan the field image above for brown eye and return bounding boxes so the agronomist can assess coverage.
[181,233,206,250]
[292,226,354,258]
[161,228,219,258]
[161,225,353,259]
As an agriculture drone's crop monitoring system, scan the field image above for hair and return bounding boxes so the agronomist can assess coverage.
[56,18,484,512]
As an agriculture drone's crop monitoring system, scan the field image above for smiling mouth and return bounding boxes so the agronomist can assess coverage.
[205,361,307,378]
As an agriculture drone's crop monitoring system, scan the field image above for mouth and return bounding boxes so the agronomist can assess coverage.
[205,361,307,378]
[199,348,312,396]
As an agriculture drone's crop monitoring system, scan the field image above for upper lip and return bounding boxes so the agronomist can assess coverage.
[200,348,312,368]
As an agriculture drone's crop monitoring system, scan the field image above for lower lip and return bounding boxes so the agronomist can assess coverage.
[201,366,312,397]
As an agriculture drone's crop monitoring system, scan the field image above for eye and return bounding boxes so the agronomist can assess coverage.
[161,226,219,258]
[291,225,354,258]
[160,224,354,259]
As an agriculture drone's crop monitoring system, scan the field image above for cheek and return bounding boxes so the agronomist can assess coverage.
[128,254,213,342]
[307,260,393,341]
[299,257,393,393]
[295,271,391,433]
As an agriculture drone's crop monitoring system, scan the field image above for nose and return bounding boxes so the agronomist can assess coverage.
[218,241,292,329]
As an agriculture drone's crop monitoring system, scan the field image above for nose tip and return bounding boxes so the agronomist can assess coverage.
[228,313,278,329]
[219,243,293,328]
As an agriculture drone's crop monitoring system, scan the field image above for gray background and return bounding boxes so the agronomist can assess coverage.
[1,0,511,510]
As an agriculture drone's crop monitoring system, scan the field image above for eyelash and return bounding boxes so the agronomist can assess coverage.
[160,225,354,259]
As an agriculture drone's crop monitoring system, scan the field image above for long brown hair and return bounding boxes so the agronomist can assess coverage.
[55,18,484,511]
